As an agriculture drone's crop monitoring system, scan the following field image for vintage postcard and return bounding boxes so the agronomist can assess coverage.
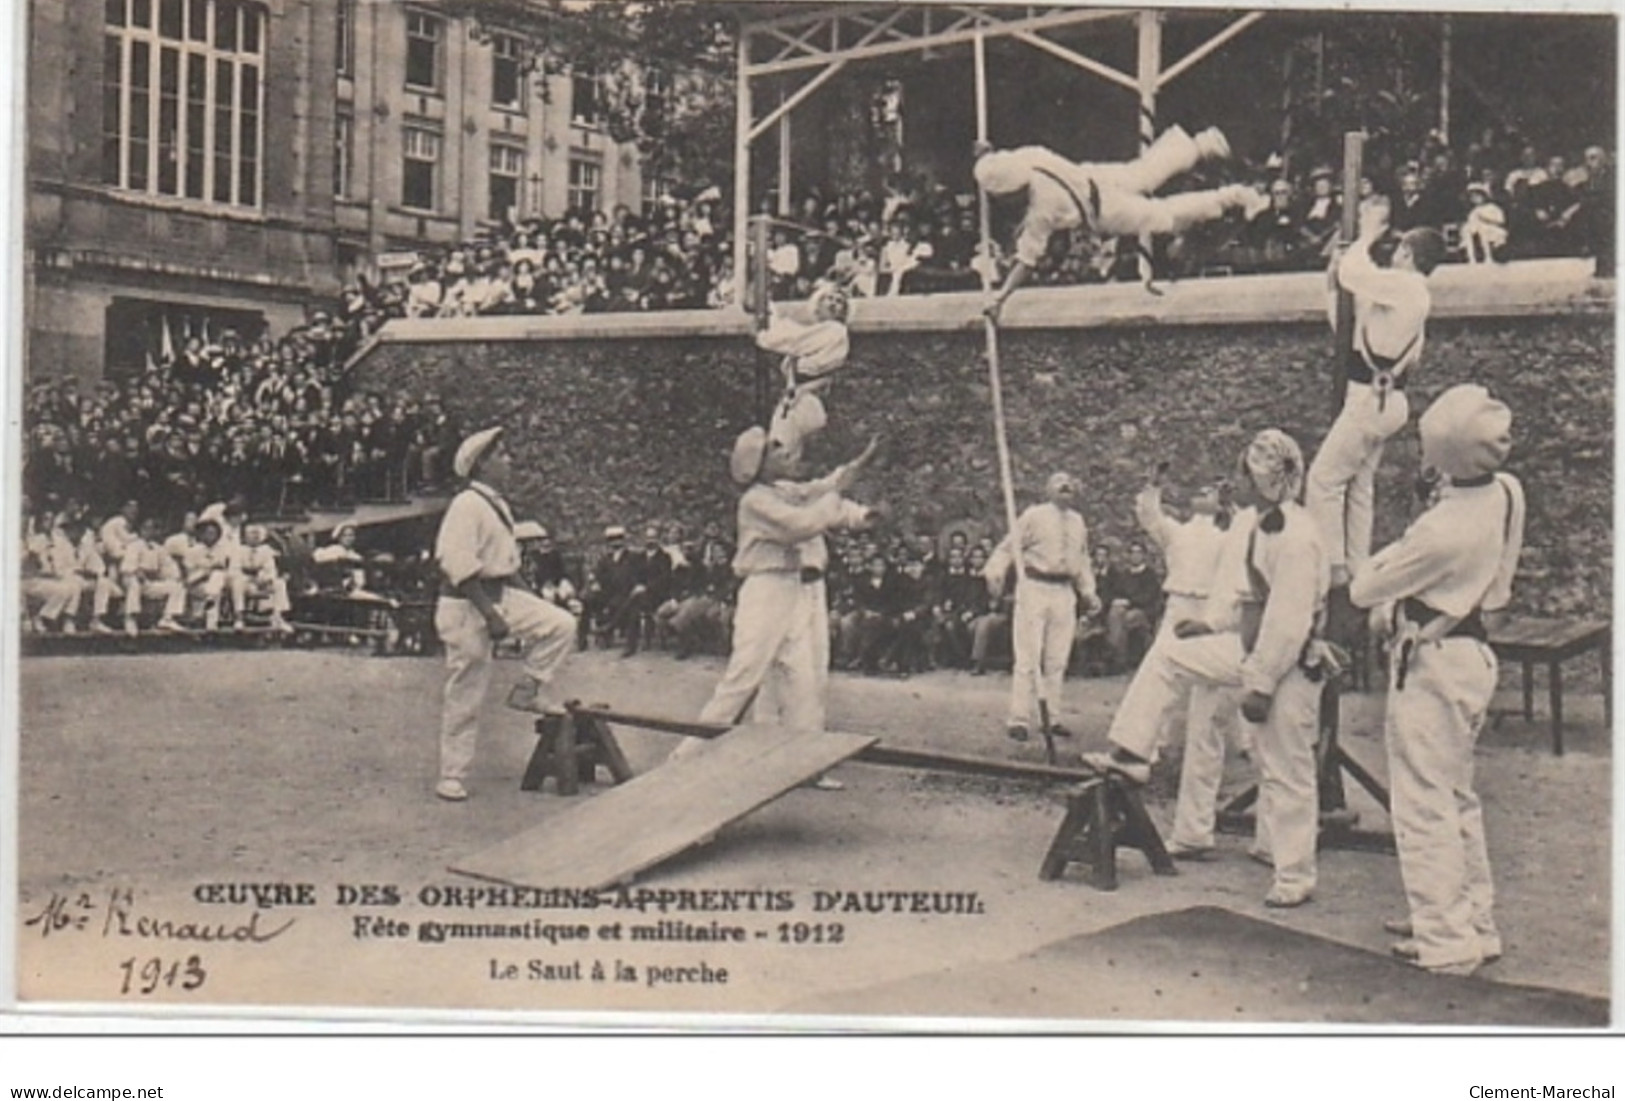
[6,0,1616,1031]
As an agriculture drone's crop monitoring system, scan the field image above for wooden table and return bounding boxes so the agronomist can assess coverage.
[1487,617,1611,756]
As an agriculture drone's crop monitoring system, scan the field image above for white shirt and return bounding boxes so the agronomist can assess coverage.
[1135,487,1229,598]
[1240,503,1329,696]
[1350,474,1525,619]
[986,502,1096,600]
[1337,240,1432,377]
[731,475,868,578]
[435,481,521,586]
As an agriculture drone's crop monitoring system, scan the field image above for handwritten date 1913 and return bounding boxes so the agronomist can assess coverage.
[118,955,207,996]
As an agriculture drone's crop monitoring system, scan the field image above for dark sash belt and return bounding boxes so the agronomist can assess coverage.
[439,575,520,601]
[1024,568,1074,585]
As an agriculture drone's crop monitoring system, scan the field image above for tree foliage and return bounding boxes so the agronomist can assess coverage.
[435,0,741,191]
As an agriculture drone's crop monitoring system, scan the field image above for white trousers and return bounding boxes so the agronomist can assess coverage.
[188,572,229,628]
[23,576,82,622]
[1109,632,1321,893]
[436,588,577,783]
[1154,597,1246,849]
[93,576,122,618]
[126,576,186,620]
[1385,638,1501,968]
[1087,127,1251,238]
[1008,580,1077,729]
[1306,383,1410,574]
[231,573,291,616]
[697,574,829,733]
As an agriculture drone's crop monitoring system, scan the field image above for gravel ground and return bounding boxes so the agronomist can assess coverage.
[13,646,1613,1024]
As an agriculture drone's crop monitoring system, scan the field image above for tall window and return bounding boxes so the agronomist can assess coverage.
[335,0,354,77]
[491,33,524,111]
[489,145,523,222]
[567,158,601,213]
[402,126,440,210]
[102,0,265,207]
[570,69,601,127]
[334,112,352,198]
[404,10,440,91]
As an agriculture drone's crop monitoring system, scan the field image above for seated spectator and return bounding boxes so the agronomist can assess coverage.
[1526,154,1583,257]
[666,539,736,659]
[229,524,291,632]
[968,546,1013,676]
[119,516,186,634]
[884,555,938,674]
[1462,182,1509,264]
[1241,178,1303,272]
[180,517,233,631]
[934,543,985,669]
[22,511,86,634]
[879,219,932,296]
[516,522,582,615]
[1098,542,1163,672]
[1390,166,1434,232]
[839,554,900,673]
[312,522,370,591]
[580,525,643,653]
[767,229,803,300]
[1298,167,1341,263]
[1579,145,1615,276]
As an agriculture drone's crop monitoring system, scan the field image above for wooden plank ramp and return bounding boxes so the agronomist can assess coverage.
[450,723,877,891]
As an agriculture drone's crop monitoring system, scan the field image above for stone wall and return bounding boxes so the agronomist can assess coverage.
[357,303,1612,618]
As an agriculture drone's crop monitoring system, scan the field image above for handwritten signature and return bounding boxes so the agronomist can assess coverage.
[24,888,296,944]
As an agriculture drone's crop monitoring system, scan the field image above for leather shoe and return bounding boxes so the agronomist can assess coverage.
[435,779,469,802]
[1383,917,1413,937]
[1080,750,1150,785]
[1166,843,1216,862]
[1264,884,1313,908]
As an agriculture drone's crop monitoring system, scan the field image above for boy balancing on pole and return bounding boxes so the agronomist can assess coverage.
[976,125,1269,319]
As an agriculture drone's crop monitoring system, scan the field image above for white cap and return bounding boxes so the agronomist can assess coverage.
[514,521,548,541]
[454,426,504,479]
[1420,384,1513,480]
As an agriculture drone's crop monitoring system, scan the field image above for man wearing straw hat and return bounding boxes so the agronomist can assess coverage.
[1349,384,1525,976]
[432,427,576,802]
[669,427,880,785]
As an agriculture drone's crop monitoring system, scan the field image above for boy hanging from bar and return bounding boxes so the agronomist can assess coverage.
[976,125,1268,319]
[1306,196,1446,595]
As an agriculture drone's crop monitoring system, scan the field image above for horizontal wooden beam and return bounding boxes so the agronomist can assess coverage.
[567,704,1099,785]
[743,5,1136,77]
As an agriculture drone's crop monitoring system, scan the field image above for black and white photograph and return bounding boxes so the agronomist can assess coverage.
[5,0,1618,1039]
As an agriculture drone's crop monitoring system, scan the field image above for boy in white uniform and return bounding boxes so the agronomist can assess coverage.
[978,125,1266,318]
[1307,197,1446,589]
[1349,384,1525,976]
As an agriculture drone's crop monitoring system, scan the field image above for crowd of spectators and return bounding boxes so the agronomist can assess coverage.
[23,327,464,529]
[363,130,1611,329]
[542,507,1177,682]
[341,191,737,330]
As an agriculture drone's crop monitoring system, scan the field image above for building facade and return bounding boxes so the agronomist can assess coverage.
[26,0,645,382]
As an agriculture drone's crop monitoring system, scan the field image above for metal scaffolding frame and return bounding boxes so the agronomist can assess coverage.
[732,4,1268,302]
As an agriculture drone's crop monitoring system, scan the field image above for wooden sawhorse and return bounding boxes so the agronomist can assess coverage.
[1038,771,1178,890]
[519,703,635,796]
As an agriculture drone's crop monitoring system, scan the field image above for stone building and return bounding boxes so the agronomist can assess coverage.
[26,0,645,381]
